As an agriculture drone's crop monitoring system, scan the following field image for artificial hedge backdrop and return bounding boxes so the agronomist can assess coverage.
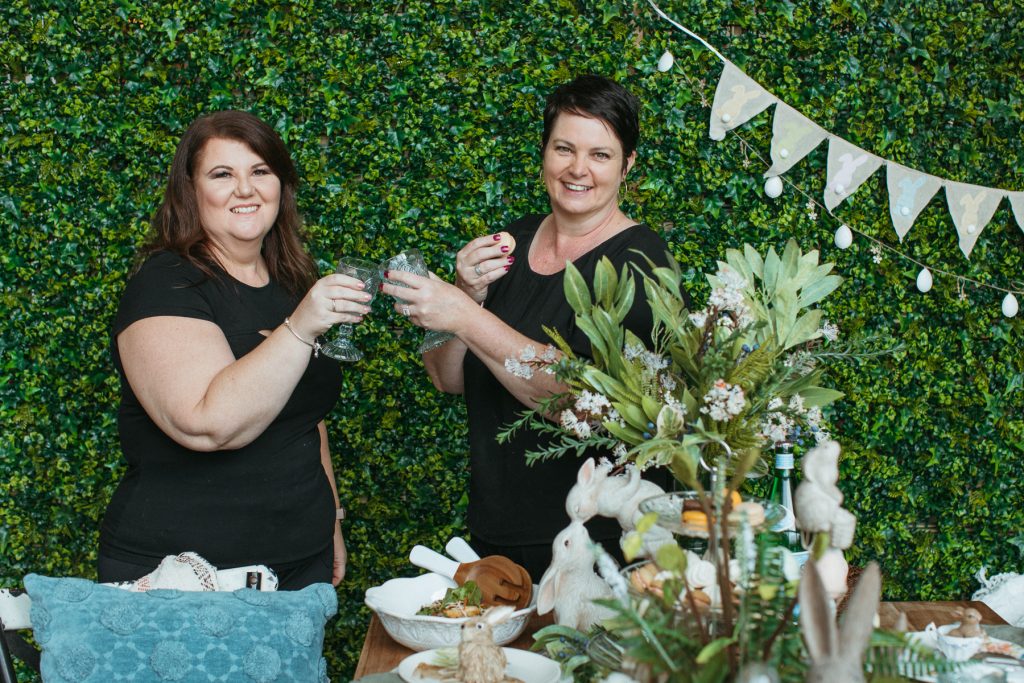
[2,0,1023,679]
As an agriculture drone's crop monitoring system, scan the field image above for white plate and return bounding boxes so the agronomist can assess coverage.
[398,647,560,683]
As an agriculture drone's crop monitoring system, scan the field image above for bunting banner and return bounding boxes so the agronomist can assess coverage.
[823,138,883,212]
[945,182,1004,258]
[886,163,943,242]
[708,61,776,142]
[764,102,828,178]
[1009,191,1024,233]
[702,59,1022,259]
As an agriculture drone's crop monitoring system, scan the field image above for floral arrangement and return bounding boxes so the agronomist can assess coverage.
[501,241,940,681]
[502,239,859,490]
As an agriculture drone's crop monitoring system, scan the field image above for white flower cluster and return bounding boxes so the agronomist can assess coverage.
[759,396,831,444]
[560,410,592,439]
[624,343,669,374]
[690,265,754,331]
[575,390,611,415]
[700,379,745,421]
[819,319,840,342]
[503,344,559,380]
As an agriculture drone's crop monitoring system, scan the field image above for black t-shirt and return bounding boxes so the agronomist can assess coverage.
[463,215,674,546]
[99,250,343,569]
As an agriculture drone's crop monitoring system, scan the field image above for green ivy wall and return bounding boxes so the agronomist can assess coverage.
[2,0,1022,679]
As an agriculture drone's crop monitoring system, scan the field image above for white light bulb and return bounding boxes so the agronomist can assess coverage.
[1003,293,1019,318]
[764,176,784,199]
[834,183,845,194]
[657,50,675,72]
[721,112,732,123]
[916,268,933,293]
[966,224,977,234]
[900,205,910,216]
[834,224,853,249]
[779,148,789,159]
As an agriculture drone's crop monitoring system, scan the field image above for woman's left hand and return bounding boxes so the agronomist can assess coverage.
[380,270,476,334]
[332,525,347,586]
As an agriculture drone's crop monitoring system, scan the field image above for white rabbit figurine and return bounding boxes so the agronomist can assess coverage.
[457,605,516,683]
[537,521,615,630]
[565,458,671,558]
[565,457,612,523]
[799,559,881,683]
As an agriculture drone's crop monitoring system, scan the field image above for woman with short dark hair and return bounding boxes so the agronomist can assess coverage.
[98,111,368,589]
[382,76,673,579]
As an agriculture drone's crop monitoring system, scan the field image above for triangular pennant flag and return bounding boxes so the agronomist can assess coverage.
[886,163,942,242]
[764,102,828,178]
[944,181,1003,258]
[1009,191,1024,234]
[708,61,776,141]
[823,138,883,211]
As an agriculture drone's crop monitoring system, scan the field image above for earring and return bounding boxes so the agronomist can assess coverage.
[619,178,629,203]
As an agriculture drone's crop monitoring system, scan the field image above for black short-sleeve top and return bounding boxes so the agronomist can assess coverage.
[99,250,342,569]
[463,215,674,546]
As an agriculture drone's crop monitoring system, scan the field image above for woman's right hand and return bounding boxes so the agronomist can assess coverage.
[288,272,374,341]
[455,233,515,303]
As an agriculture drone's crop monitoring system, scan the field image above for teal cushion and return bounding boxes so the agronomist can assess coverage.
[24,574,337,682]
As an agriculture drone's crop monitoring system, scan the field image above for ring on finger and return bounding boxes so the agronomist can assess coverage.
[331,299,337,313]
[473,264,484,277]
[402,305,410,317]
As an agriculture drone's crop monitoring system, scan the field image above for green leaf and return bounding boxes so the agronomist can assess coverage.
[563,262,592,315]
[696,636,736,665]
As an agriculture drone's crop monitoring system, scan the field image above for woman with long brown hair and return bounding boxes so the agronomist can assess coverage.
[98,111,365,589]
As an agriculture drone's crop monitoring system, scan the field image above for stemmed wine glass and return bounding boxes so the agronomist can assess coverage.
[383,249,455,353]
[320,256,382,362]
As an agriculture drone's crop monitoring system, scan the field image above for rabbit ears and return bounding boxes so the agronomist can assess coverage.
[800,560,881,661]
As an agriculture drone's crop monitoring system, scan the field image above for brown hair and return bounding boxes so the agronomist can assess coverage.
[143,110,317,296]
[542,75,640,172]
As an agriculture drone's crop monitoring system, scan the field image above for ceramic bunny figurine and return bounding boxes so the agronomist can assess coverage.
[457,606,516,683]
[565,458,671,557]
[795,441,856,546]
[565,457,612,523]
[800,559,881,683]
[537,521,614,630]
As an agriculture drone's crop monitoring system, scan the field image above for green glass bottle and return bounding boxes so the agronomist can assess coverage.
[767,441,807,561]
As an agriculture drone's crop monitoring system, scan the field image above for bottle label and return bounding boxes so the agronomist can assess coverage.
[774,452,794,470]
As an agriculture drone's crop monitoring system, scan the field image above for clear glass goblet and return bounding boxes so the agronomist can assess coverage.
[320,256,382,362]
[383,249,456,353]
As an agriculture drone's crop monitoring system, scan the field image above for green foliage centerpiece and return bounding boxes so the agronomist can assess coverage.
[504,241,940,681]
[504,239,846,488]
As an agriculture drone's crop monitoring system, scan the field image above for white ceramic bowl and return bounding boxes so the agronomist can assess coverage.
[927,622,985,662]
[364,572,536,651]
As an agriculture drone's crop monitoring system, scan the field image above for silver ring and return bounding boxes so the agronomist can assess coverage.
[402,305,410,317]
[331,299,337,313]
[473,264,484,277]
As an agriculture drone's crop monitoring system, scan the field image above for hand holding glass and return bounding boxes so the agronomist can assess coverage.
[320,257,381,362]
[383,249,455,353]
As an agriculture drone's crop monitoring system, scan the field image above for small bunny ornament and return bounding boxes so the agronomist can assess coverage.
[537,521,615,630]
[800,559,881,683]
[457,606,517,683]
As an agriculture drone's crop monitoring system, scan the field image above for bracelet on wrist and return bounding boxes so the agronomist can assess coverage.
[283,317,322,358]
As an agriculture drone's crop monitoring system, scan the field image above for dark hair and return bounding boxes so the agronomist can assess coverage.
[541,75,640,170]
[143,110,317,296]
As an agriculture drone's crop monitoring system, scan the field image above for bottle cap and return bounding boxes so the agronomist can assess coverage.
[774,452,794,470]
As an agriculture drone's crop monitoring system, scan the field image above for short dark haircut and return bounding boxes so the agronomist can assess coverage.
[541,75,640,170]
[144,110,317,296]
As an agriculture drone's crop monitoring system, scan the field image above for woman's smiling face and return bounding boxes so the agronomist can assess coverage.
[193,137,282,250]
[542,112,635,221]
